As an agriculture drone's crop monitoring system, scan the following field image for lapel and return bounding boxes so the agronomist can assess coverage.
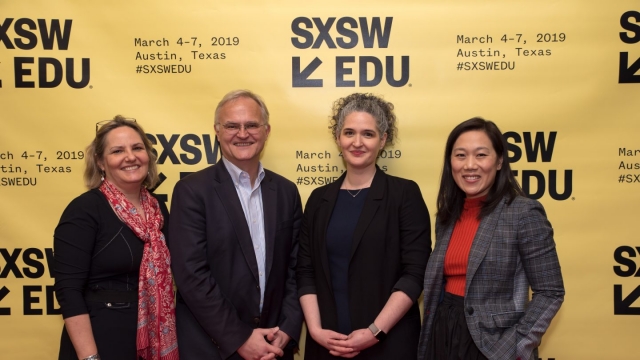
[261,172,277,282]
[317,172,345,292]
[212,161,259,284]
[433,221,455,282]
[349,168,385,260]
[425,219,455,307]
[465,197,507,293]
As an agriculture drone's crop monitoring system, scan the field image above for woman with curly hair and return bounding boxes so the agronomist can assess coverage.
[297,93,432,359]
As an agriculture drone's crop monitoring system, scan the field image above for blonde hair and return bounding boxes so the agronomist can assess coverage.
[84,115,159,189]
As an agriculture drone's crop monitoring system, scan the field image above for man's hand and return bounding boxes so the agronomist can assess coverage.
[266,328,291,350]
[237,327,284,360]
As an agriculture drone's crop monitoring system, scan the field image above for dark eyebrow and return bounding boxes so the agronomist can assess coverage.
[453,146,491,152]
[343,127,377,132]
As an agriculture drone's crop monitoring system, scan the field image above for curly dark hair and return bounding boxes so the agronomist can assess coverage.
[329,93,397,146]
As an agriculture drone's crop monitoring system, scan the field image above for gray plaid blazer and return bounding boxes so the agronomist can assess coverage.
[418,196,564,360]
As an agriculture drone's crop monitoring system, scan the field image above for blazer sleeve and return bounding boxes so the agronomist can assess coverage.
[392,180,432,301]
[514,199,565,358]
[53,194,98,319]
[296,188,322,297]
[168,179,253,358]
[277,185,304,342]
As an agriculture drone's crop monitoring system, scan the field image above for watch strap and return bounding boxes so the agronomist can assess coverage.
[368,323,387,342]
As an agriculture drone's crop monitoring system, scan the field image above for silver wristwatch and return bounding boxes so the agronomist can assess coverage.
[368,323,387,342]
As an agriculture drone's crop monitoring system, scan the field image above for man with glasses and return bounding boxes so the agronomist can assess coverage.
[168,90,303,359]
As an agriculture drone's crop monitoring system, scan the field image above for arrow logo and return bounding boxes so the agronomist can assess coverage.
[149,172,168,204]
[614,284,640,315]
[0,286,10,315]
[619,52,640,83]
[292,57,322,87]
[148,172,167,193]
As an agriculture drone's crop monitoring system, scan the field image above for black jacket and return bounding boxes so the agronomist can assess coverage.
[297,168,431,359]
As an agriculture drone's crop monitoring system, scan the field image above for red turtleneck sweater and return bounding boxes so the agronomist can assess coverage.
[443,196,484,296]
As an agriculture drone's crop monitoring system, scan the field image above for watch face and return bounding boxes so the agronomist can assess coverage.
[368,323,386,341]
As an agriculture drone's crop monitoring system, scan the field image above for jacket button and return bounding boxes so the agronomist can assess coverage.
[253,317,260,325]
[466,307,474,315]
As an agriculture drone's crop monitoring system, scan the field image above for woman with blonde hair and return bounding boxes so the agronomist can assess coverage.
[54,116,177,360]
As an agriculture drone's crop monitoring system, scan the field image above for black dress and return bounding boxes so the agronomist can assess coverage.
[325,189,369,335]
[53,189,169,360]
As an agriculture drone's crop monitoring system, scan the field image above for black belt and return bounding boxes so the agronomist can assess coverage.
[84,289,138,303]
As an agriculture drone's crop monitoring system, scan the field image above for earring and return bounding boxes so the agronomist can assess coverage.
[100,171,105,182]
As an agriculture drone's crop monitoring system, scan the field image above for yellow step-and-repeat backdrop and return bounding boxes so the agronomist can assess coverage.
[1,1,639,359]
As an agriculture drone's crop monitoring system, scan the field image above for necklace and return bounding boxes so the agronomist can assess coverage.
[345,188,362,197]
[343,171,375,197]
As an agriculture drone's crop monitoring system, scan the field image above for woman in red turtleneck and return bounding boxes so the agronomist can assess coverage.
[442,196,483,298]
[418,117,565,360]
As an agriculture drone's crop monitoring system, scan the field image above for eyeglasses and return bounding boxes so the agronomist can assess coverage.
[96,118,137,132]
[217,122,267,135]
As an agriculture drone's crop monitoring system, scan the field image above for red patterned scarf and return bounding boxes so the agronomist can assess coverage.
[100,180,179,360]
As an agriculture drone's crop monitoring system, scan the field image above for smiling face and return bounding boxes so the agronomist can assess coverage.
[215,96,270,172]
[98,126,149,193]
[337,111,387,172]
[451,130,503,198]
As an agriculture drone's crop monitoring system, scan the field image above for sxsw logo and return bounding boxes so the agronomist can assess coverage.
[290,17,409,87]
[505,131,572,201]
[619,11,640,83]
[613,246,640,315]
[0,18,90,88]
[0,248,60,316]
[146,133,221,202]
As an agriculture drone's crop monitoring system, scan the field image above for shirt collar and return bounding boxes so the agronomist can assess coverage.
[222,157,265,186]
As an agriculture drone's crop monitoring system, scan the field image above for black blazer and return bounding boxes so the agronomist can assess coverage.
[168,161,303,359]
[297,168,431,359]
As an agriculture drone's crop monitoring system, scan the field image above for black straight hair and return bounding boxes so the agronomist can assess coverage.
[436,117,524,227]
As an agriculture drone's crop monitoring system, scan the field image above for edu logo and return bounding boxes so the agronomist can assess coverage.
[0,18,90,88]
